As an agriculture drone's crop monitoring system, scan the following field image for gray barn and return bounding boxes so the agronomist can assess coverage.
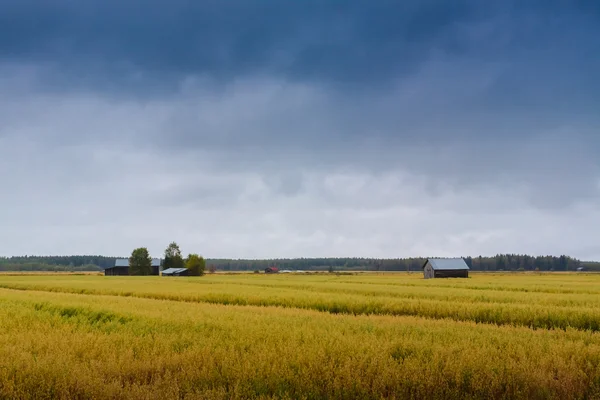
[161,268,189,276]
[422,258,469,279]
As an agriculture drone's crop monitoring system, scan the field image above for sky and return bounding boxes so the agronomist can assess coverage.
[1,1,599,260]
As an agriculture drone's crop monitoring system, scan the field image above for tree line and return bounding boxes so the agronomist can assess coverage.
[0,255,112,271]
[207,254,589,272]
[1,253,595,272]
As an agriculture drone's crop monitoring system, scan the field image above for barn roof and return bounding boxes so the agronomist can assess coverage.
[162,268,187,275]
[424,258,469,270]
[114,258,161,267]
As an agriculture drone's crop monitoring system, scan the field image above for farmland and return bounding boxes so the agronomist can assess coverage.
[1,273,600,399]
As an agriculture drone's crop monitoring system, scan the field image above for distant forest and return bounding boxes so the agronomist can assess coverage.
[0,254,598,272]
[0,256,114,272]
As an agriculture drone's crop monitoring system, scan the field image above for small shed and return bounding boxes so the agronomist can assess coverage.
[161,268,189,276]
[423,258,469,279]
[265,267,279,274]
[104,258,162,276]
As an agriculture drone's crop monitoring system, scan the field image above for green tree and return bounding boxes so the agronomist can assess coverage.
[164,242,184,270]
[129,247,152,275]
[186,253,206,276]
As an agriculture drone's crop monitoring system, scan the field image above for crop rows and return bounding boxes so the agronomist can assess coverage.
[1,287,600,399]
[1,274,600,331]
[1,273,600,399]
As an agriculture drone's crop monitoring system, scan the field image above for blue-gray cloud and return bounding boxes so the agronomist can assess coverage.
[1,1,598,93]
[0,1,471,85]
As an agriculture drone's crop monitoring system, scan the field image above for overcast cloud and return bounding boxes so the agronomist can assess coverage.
[1,1,599,259]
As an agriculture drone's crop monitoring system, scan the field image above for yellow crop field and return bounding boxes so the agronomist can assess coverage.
[1,273,600,399]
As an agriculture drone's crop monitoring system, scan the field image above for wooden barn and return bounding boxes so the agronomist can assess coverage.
[422,258,469,279]
[104,258,162,276]
[265,267,279,274]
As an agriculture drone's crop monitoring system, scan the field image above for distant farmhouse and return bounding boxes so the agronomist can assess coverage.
[423,258,469,279]
[104,258,162,276]
[265,267,279,274]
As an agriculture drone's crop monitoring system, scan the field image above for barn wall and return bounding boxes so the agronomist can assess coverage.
[106,266,162,276]
[423,262,435,279]
[433,269,468,278]
[104,267,129,276]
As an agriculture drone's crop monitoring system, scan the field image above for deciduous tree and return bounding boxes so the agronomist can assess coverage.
[163,242,184,270]
[129,247,152,275]
[186,253,206,276]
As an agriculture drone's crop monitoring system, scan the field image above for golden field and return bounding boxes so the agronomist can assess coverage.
[0,272,599,399]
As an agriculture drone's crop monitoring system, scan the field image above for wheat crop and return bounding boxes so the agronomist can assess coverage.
[0,273,599,399]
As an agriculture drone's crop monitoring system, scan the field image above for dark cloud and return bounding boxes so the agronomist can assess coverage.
[1,0,599,258]
[0,1,471,83]
[1,0,597,93]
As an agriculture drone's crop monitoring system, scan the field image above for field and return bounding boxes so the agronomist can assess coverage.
[1,273,600,399]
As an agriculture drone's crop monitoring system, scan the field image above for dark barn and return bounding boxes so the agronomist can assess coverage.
[265,267,279,273]
[103,265,129,276]
[422,258,470,279]
[104,258,162,276]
